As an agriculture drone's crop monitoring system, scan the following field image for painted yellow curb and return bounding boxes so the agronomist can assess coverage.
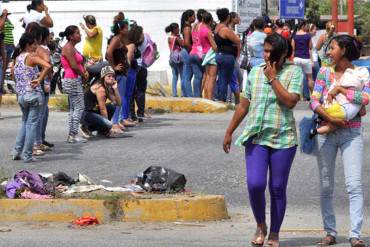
[146,96,228,113]
[1,95,229,113]
[122,195,229,222]
[0,195,229,223]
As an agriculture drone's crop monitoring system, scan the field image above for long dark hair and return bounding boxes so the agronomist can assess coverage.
[165,23,179,33]
[27,0,43,12]
[59,25,78,41]
[180,9,195,33]
[128,25,143,45]
[36,26,49,44]
[264,33,292,63]
[13,33,37,59]
[328,35,362,61]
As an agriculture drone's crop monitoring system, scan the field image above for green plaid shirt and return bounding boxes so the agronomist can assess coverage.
[235,63,303,149]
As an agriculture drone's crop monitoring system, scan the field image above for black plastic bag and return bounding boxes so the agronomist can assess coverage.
[136,166,186,193]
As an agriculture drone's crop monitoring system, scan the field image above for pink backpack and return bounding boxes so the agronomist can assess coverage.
[142,33,159,67]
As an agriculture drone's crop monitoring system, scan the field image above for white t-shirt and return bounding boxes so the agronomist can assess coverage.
[23,9,45,28]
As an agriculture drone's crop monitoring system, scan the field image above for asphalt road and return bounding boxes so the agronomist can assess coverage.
[0,102,369,246]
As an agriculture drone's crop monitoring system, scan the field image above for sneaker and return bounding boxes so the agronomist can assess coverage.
[42,140,54,148]
[67,135,88,143]
[80,125,93,139]
[24,157,38,163]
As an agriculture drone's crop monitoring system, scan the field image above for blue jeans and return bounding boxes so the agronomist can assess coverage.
[169,61,183,97]
[35,93,49,145]
[12,91,43,161]
[179,48,193,97]
[122,68,137,120]
[316,128,364,239]
[112,75,127,124]
[83,103,115,135]
[216,53,236,102]
[188,54,203,97]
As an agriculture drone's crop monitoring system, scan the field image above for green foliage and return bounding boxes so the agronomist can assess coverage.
[306,0,331,25]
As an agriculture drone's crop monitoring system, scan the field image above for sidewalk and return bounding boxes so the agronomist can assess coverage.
[0,212,369,247]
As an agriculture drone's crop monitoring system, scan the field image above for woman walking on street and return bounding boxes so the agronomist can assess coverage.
[311,35,369,247]
[60,25,89,143]
[292,20,313,97]
[223,33,303,247]
[11,33,51,162]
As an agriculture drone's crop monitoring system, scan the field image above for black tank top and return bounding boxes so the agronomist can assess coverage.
[214,33,237,57]
[84,88,98,111]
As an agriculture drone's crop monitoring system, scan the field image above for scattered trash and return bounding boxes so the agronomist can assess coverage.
[100,179,113,184]
[0,229,11,233]
[21,191,53,199]
[136,166,187,193]
[173,222,206,227]
[73,216,99,227]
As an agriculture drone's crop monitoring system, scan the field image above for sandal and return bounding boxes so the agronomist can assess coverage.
[267,232,279,247]
[350,238,366,247]
[251,226,267,246]
[317,235,337,246]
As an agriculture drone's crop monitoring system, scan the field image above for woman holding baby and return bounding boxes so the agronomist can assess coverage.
[310,35,369,247]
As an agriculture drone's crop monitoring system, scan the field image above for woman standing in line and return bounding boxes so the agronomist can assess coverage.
[223,33,303,247]
[179,9,195,97]
[11,33,51,162]
[60,25,89,143]
[120,25,143,127]
[80,15,103,64]
[311,35,368,247]
[166,23,184,97]
[106,20,129,132]
[200,12,218,99]
[214,8,240,102]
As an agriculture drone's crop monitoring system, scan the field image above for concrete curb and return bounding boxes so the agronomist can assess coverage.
[1,95,229,113]
[0,194,229,223]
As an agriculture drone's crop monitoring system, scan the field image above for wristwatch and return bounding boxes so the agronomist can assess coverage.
[268,77,276,85]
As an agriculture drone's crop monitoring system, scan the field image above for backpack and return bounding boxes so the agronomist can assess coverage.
[142,33,159,68]
[169,36,182,64]
[136,166,187,193]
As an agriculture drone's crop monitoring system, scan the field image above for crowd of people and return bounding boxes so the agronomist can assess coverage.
[0,0,153,162]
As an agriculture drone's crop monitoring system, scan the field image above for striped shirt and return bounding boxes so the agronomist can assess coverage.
[3,20,14,45]
[235,62,303,149]
[310,66,370,128]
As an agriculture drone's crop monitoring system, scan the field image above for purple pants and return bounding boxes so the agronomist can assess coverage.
[245,142,297,233]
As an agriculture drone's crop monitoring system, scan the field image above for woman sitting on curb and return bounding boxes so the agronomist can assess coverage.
[81,66,124,138]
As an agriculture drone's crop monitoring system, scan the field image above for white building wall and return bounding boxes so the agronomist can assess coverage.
[3,0,233,83]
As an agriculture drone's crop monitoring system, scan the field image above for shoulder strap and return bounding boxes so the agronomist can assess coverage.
[170,36,177,51]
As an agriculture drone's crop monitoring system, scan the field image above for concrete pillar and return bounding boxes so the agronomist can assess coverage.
[332,0,338,31]
[347,0,354,35]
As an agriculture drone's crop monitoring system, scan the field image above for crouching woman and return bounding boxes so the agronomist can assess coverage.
[81,66,124,138]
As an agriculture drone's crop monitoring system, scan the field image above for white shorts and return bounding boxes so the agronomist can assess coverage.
[293,57,312,74]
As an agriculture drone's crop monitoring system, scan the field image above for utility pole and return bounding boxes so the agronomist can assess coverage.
[348,0,354,35]
[332,0,339,31]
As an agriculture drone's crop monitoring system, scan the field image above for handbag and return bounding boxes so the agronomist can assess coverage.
[299,114,318,155]
[169,36,182,64]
